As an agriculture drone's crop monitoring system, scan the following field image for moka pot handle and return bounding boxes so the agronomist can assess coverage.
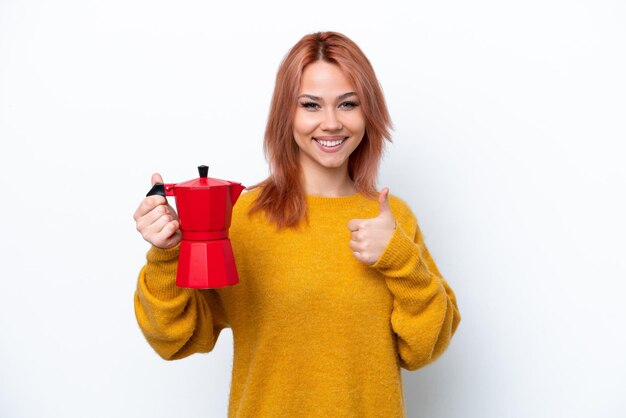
[146,183,176,197]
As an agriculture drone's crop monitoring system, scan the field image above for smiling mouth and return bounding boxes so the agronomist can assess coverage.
[314,137,347,148]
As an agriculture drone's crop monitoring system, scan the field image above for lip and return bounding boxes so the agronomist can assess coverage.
[314,136,347,141]
[312,136,348,153]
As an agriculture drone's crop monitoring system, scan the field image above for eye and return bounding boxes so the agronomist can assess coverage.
[300,101,320,110]
[339,101,359,109]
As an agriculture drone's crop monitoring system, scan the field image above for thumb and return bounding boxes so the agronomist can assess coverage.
[378,187,392,217]
[151,172,164,186]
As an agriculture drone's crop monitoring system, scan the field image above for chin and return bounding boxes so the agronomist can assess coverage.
[318,159,348,169]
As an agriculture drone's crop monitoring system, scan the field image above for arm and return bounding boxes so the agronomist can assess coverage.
[134,245,229,360]
[371,206,461,371]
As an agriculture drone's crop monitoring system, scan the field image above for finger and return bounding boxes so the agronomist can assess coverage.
[161,221,181,245]
[165,203,179,221]
[352,251,371,264]
[144,216,177,243]
[138,210,172,239]
[136,202,175,235]
[378,187,392,216]
[148,220,180,248]
[349,240,360,252]
[151,173,164,186]
[347,218,367,232]
[149,212,173,234]
[134,195,167,220]
[158,219,179,238]
[350,230,364,241]
[141,204,171,228]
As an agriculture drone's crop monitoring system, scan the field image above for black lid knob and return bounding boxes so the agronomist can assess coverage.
[198,165,209,178]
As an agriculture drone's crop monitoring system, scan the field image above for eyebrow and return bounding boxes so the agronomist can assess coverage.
[298,92,357,101]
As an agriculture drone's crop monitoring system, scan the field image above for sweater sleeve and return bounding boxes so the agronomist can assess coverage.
[134,244,229,360]
[370,201,461,371]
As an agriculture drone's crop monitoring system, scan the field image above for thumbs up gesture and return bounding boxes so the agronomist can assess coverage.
[347,188,396,265]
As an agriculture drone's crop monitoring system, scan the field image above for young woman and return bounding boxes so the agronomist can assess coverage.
[133,31,461,417]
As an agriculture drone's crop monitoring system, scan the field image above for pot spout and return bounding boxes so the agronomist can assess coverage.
[231,183,245,205]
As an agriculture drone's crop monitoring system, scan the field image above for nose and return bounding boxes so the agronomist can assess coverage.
[320,108,343,131]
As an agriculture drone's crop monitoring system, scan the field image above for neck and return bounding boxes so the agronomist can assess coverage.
[300,163,356,197]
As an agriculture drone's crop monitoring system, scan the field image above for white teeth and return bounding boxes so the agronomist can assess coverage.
[316,138,346,147]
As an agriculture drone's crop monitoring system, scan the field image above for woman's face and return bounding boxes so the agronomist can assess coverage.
[293,61,366,175]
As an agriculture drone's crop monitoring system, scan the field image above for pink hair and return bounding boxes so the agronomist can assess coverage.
[249,31,392,228]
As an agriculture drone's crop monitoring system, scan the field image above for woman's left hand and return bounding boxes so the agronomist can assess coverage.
[347,188,396,265]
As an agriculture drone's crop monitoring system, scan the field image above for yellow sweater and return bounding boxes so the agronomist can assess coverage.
[135,188,461,417]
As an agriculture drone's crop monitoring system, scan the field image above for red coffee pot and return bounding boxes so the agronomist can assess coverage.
[146,165,245,288]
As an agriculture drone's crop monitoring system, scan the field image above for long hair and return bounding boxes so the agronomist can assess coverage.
[249,31,392,228]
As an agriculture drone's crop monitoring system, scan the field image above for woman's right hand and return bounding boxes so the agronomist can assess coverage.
[133,173,182,249]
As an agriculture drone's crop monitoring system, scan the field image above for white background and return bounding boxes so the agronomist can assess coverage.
[1,1,625,417]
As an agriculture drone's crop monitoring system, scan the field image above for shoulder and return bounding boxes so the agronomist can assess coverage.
[232,187,264,227]
[233,187,261,211]
[387,193,416,221]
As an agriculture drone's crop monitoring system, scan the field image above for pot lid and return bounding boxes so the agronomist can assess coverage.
[174,165,234,188]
